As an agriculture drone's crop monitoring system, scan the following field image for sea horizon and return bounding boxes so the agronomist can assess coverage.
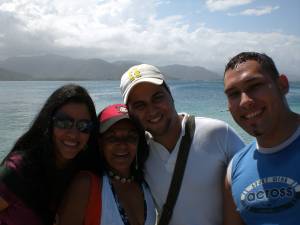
[1,80,300,160]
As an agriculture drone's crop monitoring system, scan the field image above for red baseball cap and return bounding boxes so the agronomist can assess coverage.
[98,104,129,133]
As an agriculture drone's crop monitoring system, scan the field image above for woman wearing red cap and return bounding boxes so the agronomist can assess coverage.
[57,104,156,225]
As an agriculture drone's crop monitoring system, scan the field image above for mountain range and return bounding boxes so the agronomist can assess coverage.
[0,54,221,81]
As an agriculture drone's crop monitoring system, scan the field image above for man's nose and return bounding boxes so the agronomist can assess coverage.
[146,103,158,115]
[240,92,254,108]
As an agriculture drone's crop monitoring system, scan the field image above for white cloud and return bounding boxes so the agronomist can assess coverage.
[205,0,254,12]
[240,5,279,16]
[154,0,171,6]
[0,0,299,76]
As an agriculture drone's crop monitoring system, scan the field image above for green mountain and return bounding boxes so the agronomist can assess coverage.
[0,68,32,80]
[0,55,222,81]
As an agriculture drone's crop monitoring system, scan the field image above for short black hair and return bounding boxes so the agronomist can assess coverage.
[162,81,174,102]
[224,52,280,80]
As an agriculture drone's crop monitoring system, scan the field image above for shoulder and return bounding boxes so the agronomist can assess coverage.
[71,171,100,190]
[0,152,27,184]
[62,171,101,203]
[181,113,228,132]
[193,116,240,140]
[1,151,25,172]
[60,171,101,211]
[57,171,101,225]
[231,142,256,169]
[194,116,229,129]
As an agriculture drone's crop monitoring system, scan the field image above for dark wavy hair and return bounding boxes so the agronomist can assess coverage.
[224,52,280,80]
[131,124,149,183]
[1,84,102,224]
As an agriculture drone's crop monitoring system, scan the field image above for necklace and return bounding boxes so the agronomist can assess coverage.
[108,170,134,183]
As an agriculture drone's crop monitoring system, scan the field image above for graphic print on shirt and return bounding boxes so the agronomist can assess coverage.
[240,176,300,213]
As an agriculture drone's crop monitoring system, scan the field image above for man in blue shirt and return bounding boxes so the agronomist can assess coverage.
[223,52,300,225]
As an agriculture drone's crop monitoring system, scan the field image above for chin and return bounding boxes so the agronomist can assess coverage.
[249,129,263,137]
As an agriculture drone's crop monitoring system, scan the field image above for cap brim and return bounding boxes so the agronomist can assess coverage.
[123,78,164,104]
[100,115,130,133]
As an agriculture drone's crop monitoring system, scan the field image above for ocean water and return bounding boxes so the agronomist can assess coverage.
[1,80,300,160]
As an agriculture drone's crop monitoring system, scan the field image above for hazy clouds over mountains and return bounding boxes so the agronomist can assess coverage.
[0,55,221,81]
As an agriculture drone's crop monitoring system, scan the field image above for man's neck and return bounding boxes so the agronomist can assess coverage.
[154,114,184,152]
[257,112,300,148]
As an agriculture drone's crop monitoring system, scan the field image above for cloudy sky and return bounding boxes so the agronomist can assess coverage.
[0,0,299,75]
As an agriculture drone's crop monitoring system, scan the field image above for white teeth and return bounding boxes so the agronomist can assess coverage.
[63,141,77,147]
[114,152,128,157]
[149,115,161,123]
[245,110,262,119]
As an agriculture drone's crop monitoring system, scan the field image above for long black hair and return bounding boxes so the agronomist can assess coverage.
[1,84,102,224]
[131,122,149,183]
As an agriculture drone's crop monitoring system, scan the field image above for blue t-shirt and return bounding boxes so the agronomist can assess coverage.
[231,131,300,225]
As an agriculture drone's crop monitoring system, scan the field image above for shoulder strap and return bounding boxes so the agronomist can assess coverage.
[84,173,102,225]
[158,115,195,225]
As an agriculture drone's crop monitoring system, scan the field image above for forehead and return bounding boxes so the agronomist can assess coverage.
[58,102,90,118]
[224,60,270,87]
[127,82,165,103]
[105,119,137,133]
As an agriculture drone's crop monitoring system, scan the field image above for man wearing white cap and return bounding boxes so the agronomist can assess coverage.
[120,64,245,225]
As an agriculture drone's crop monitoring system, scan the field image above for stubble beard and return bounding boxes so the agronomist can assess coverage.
[233,114,263,138]
[247,123,263,137]
[147,118,172,138]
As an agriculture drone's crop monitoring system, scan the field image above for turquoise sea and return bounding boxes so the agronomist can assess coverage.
[1,80,300,160]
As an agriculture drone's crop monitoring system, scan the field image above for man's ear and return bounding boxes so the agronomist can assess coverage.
[277,74,289,95]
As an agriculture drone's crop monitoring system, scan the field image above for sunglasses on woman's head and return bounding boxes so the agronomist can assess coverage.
[52,111,93,134]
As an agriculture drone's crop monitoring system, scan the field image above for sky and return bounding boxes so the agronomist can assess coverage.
[0,0,299,76]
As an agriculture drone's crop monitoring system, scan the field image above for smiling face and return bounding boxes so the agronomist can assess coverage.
[52,102,91,168]
[127,82,178,140]
[100,119,139,177]
[224,60,289,144]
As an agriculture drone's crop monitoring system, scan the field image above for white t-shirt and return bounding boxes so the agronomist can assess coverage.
[144,113,245,225]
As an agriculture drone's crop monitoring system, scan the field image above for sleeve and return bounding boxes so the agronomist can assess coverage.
[0,152,25,204]
[225,159,233,187]
[225,125,245,164]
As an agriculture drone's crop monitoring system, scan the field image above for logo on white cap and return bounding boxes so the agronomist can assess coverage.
[120,64,165,104]
[128,68,142,81]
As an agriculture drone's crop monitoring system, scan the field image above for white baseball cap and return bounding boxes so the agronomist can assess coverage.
[120,64,165,104]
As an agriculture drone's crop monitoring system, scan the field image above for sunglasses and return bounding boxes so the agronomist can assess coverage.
[52,111,93,134]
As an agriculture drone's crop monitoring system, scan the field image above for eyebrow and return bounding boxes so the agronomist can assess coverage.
[224,87,236,95]
[131,100,145,107]
[243,74,264,82]
[224,75,265,93]
[153,90,165,96]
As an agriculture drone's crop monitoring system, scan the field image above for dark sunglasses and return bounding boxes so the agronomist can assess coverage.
[52,111,93,134]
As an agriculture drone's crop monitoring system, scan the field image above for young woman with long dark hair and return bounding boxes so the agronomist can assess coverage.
[0,84,102,225]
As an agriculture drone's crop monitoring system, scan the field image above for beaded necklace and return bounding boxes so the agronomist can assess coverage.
[108,170,134,183]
